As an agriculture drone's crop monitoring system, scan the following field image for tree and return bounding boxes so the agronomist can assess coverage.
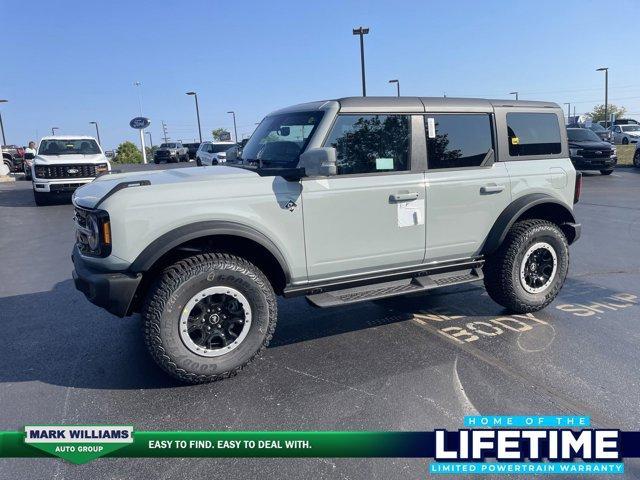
[114,141,143,164]
[589,104,627,123]
[211,128,231,141]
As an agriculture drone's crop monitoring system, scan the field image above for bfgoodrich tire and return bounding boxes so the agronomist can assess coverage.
[143,253,277,384]
[483,219,569,313]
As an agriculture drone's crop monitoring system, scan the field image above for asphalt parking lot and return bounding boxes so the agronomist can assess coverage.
[1,166,640,479]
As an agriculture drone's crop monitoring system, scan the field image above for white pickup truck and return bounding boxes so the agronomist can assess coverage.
[27,136,110,205]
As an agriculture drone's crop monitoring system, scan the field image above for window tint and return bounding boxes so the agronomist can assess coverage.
[507,113,562,156]
[426,114,493,169]
[324,115,410,175]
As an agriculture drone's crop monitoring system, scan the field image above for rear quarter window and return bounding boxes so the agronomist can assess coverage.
[507,113,562,157]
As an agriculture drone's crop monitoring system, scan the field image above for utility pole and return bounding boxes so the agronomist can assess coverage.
[564,103,571,123]
[596,67,609,127]
[146,131,153,148]
[352,27,369,97]
[162,121,169,143]
[227,111,238,143]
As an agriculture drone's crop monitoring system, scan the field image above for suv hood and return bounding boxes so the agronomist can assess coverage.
[34,154,108,165]
[73,165,258,209]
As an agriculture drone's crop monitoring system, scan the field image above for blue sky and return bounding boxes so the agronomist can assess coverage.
[3,0,639,149]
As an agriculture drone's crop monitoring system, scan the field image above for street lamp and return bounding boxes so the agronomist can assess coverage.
[89,121,101,146]
[388,79,400,97]
[51,127,59,135]
[509,91,519,100]
[186,91,202,142]
[596,67,609,127]
[563,103,571,123]
[352,26,369,97]
[146,131,153,148]
[0,99,7,145]
[227,111,238,143]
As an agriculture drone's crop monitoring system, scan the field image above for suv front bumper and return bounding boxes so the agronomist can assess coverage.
[72,247,141,317]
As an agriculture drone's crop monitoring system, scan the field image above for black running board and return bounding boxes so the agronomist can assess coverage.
[305,268,483,308]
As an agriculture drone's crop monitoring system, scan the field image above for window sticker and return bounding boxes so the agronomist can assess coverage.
[376,158,394,170]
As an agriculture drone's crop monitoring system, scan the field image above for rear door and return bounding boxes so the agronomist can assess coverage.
[423,112,512,261]
[301,114,426,282]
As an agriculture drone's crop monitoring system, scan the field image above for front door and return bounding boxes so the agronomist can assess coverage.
[302,114,426,282]
[423,113,511,261]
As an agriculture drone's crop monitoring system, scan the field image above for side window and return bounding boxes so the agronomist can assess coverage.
[324,114,410,175]
[507,113,562,156]
[426,114,494,169]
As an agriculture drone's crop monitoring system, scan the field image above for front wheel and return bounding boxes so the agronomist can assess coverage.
[633,150,640,168]
[143,253,277,384]
[600,169,614,175]
[622,137,629,145]
[483,219,569,313]
[33,190,50,206]
[196,157,202,166]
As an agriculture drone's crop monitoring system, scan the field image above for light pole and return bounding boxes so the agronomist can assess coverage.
[388,79,400,97]
[227,111,238,143]
[186,92,202,142]
[509,91,519,100]
[352,26,369,97]
[146,131,153,148]
[0,99,7,145]
[51,127,59,135]
[89,121,101,146]
[563,103,571,123]
[596,67,609,127]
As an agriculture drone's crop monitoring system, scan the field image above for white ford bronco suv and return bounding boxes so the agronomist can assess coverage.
[72,97,581,383]
[27,136,111,205]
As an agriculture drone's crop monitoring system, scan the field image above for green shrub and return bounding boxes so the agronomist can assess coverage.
[114,141,143,164]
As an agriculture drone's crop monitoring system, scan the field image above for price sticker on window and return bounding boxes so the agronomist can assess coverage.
[427,118,436,138]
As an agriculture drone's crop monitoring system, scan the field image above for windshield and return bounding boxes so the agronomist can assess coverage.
[241,111,324,167]
[212,144,234,153]
[160,143,178,148]
[589,123,605,132]
[567,129,601,142]
[38,139,100,155]
[621,125,640,132]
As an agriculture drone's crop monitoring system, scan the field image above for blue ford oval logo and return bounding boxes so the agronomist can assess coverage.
[129,117,150,129]
[68,168,79,174]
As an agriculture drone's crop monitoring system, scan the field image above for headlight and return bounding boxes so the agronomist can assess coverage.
[35,165,46,178]
[75,207,111,257]
[96,163,109,174]
[569,148,580,157]
[611,146,617,156]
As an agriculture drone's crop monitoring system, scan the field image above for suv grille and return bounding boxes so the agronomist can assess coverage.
[578,149,612,159]
[38,164,98,179]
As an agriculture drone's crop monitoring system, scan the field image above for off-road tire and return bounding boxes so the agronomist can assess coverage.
[633,150,640,168]
[33,191,50,206]
[483,219,569,313]
[143,253,277,384]
[600,169,614,175]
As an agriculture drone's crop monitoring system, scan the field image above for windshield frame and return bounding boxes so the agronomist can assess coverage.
[240,110,325,168]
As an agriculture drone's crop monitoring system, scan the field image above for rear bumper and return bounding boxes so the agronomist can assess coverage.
[72,247,141,317]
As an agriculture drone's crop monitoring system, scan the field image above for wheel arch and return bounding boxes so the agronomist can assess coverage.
[481,193,578,256]
[128,221,291,312]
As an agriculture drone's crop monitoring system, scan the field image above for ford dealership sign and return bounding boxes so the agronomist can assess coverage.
[129,117,150,129]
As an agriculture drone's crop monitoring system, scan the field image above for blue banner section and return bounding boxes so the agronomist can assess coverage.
[430,462,624,475]
[464,416,591,428]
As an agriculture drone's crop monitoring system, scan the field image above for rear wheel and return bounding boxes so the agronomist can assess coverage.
[622,137,629,145]
[196,157,202,166]
[143,253,277,383]
[600,169,614,175]
[483,219,569,313]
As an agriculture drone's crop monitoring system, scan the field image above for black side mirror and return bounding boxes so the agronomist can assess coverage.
[24,153,35,160]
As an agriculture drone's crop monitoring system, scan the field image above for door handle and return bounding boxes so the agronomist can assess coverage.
[480,184,505,194]
[390,192,419,202]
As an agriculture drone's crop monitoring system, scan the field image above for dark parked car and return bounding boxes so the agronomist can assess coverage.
[586,122,613,143]
[183,142,200,160]
[567,128,616,175]
[2,144,25,172]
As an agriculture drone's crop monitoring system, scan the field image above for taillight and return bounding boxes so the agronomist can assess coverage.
[574,172,582,204]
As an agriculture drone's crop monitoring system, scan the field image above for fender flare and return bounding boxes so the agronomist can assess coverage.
[129,220,291,282]
[481,193,577,255]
